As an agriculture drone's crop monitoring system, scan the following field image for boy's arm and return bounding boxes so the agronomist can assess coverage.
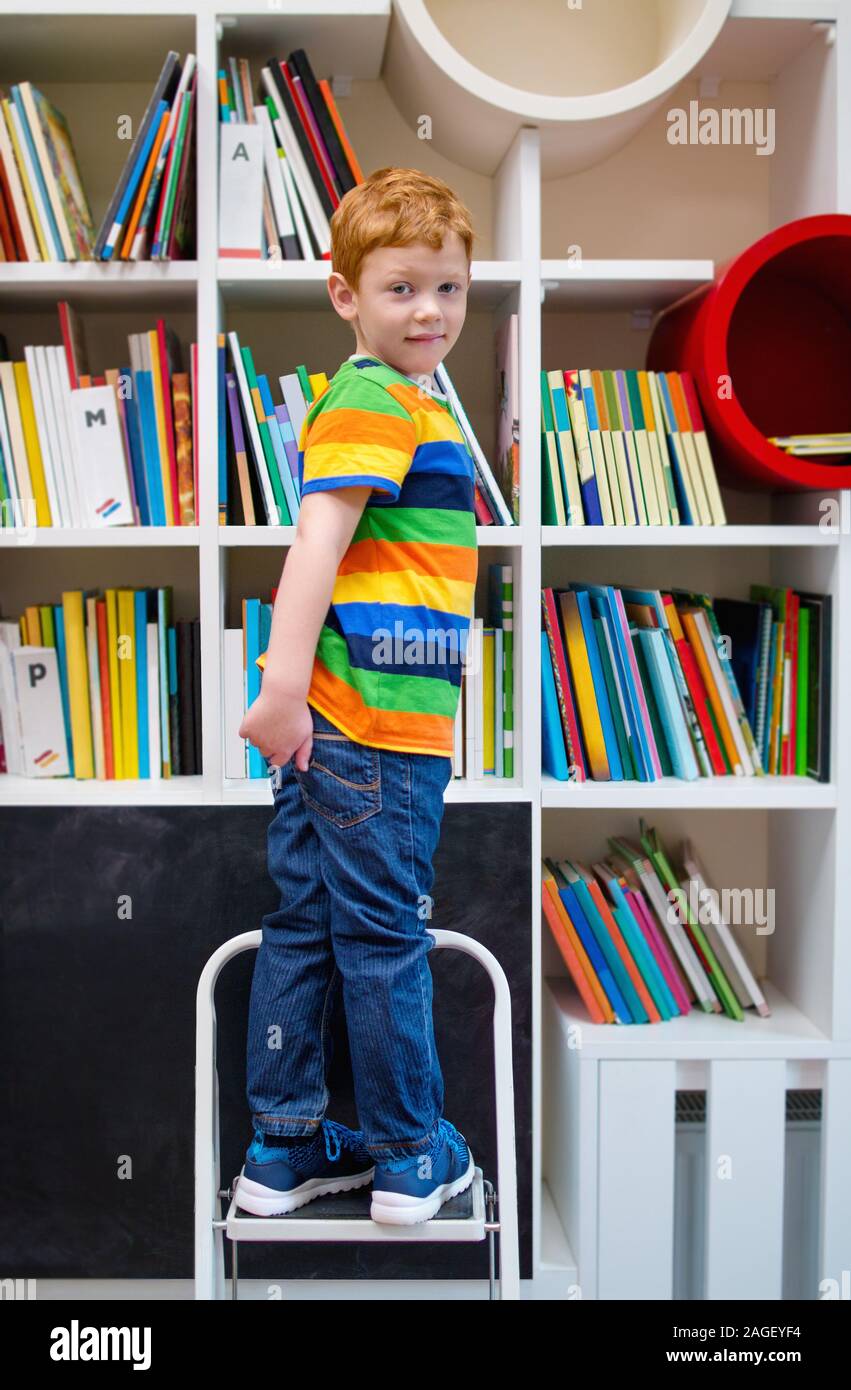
[259,485,372,699]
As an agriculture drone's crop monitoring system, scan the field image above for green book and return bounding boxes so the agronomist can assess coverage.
[796,605,810,776]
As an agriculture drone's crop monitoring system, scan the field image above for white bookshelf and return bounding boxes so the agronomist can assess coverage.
[2,0,851,1300]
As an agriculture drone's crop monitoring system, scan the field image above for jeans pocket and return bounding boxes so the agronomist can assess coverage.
[294,729,382,827]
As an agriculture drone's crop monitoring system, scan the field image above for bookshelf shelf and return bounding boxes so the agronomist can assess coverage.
[541,773,838,810]
[541,524,840,547]
[217,525,523,547]
[0,527,200,547]
[0,261,198,305]
[218,258,523,309]
[540,259,715,311]
[2,0,849,1301]
[547,976,846,1061]
[0,772,206,805]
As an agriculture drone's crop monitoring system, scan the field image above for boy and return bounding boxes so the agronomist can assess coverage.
[235,168,479,1226]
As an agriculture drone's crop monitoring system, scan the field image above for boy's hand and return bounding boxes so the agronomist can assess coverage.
[239,688,314,771]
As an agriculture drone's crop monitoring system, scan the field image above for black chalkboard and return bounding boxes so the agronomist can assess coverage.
[0,803,531,1284]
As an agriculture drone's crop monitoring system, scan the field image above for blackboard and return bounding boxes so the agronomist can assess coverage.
[0,803,531,1284]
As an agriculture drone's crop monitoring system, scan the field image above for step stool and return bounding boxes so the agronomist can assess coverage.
[195,927,520,1299]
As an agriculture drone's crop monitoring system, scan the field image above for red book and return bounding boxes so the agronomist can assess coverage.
[156,318,181,525]
[542,586,587,781]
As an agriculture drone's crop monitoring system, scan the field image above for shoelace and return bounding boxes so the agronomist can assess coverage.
[438,1119,468,1164]
[321,1118,363,1162]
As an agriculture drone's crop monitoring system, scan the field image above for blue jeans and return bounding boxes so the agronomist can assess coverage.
[246,705,454,1162]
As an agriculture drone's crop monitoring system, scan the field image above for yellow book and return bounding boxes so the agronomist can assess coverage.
[558,589,610,780]
[14,361,52,525]
[61,590,94,778]
[147,330,175,525]
[2,98,50,261]
[105,588,123,779]
[483,627,494,774]
[117,588,139,778]
[308,372,329,397]
[24,605,41,643]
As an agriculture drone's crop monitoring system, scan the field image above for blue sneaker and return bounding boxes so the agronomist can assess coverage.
[236,1119,375,1216]
[370,1118,475,1226]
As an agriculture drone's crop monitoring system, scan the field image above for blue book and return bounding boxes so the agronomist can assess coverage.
[553,873,634,1023]
[134,589,149,777]
[574,588,623,779]
[120,366,150,525]
[605,871,677,1020]
[258,375,300,522]
[136,371,166,525]
[568,375,603,524]
[218,337,227,523]
[244,598,264,777]
[567,871,648,1023]
[52,603,74,775]
[580,584,651,781]
[157,588,171,773]
[167,625,179,772]
[541,630,569,780]
[637,628,699,779]
[102,99,169,260]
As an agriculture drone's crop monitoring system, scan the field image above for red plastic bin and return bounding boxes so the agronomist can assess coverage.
[647,214,851,492]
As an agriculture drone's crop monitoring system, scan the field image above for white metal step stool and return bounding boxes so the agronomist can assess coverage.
[195,928,520,1299]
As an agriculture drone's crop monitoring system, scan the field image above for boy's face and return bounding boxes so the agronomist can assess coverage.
[328,230,471,385]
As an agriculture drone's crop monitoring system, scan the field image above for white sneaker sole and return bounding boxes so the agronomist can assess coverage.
[235,1165,375,1216]
[370,1150,475,1226]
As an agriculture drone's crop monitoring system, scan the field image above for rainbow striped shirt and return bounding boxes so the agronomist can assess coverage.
[258,354,478,756]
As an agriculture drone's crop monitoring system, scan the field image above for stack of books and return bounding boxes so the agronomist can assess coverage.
[0,586,200,779]
[227,562,514,781]
[219,331,515,526]
[218,48,361,262]
[0,52,196,262]
[542,819,770,1024]
[768,432,851,456]
[542,581,830,783]
[542,367,726,526]
[0,308,196,529]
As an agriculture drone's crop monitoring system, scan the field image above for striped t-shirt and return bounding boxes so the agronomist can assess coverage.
[257,353,478,756]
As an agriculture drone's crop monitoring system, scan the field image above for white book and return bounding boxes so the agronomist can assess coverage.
[254,104,296,246]
[19,82,76,260]
[218,122,264,258]
[463,620,476,782]
[453,676,464,778]
[67,385,135,526]
[0,625,24,774]
[260,67,331,257]
[147,622,162,780]
[681,844,770,1017]
[85,595,105,778]
[227,330,277,524]
[279,152,314,260]
[48,344,85,527]
[279,373,309,462]
[11,646,70,776]
[224,628,247,778]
